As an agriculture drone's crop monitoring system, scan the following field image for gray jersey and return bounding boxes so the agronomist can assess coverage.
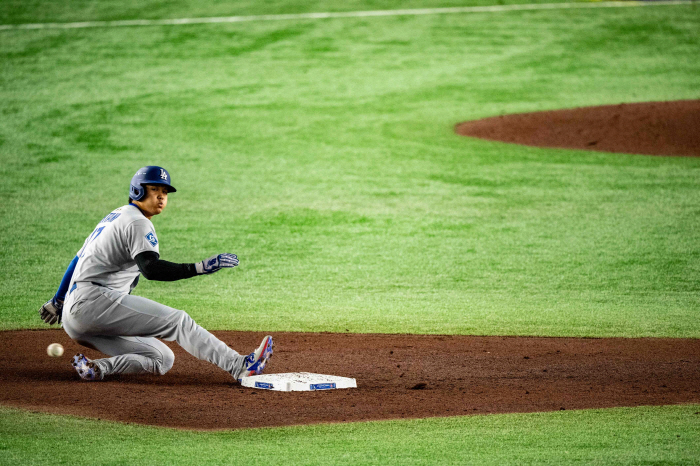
[71,204,159,293]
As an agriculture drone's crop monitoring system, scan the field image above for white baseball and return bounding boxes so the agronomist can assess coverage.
[47,343,64,357]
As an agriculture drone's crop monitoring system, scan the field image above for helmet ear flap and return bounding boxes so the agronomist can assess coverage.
[129,183,144,201]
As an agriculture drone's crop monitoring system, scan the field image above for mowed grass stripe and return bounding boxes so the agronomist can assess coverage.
[0,0,693,30]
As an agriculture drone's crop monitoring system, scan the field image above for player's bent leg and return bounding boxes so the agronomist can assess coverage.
[68,287,246,378]
[63,320,175,378]
[85,335,175,376]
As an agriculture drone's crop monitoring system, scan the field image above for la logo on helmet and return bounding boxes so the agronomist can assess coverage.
[160,169,168,180]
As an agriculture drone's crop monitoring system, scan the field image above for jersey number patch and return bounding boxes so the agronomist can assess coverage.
[78,226,105,258]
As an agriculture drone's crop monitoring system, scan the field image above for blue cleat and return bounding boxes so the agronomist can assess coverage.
[72,354,102,381]
[237,336,273,382]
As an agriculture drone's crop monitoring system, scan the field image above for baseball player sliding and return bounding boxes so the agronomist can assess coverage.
[38,166,273,382]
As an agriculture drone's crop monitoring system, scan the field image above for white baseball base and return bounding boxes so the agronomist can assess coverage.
[240,372,357,392]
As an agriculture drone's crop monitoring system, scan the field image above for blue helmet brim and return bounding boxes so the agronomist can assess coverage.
[141,182,177,193]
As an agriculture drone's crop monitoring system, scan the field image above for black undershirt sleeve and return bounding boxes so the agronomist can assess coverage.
[135,251,197,281]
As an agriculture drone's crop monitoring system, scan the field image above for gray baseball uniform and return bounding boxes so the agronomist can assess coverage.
[61,204,245,378]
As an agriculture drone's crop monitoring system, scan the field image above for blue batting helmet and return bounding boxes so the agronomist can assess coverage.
[129,166,177,201]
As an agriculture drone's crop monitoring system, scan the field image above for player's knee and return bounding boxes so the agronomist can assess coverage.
[157,347,175,375]
[175,309,198,331]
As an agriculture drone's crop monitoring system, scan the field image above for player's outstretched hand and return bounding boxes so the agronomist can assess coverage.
[196,253,239,275]
[39,297,63,325]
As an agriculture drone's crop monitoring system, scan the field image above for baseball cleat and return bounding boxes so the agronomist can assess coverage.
[237,335,273,381]
[72,353,102,381]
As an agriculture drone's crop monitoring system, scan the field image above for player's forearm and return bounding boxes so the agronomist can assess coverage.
[135,251,197,281]
[55,256,79,302]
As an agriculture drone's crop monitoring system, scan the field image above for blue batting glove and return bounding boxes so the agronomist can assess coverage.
[196,253,239,275]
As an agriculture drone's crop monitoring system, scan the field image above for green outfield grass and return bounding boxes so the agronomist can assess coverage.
[1,405,699,465]
[2,1,699,337]
[2,1,700,464]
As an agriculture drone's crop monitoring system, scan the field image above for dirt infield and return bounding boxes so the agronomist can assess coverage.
[1,330,699,430]
[455,100,700,156]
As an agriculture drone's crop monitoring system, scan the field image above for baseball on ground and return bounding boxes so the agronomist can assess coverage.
[47,343,64,357]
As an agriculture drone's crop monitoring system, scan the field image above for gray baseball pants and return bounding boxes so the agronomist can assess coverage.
[62,283,245,379]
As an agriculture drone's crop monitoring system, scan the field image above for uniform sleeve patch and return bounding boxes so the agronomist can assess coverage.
[145,232,158,247]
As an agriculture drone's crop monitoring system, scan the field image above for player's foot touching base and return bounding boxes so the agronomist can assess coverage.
[72,354,103,381]
[237,335,274,382]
